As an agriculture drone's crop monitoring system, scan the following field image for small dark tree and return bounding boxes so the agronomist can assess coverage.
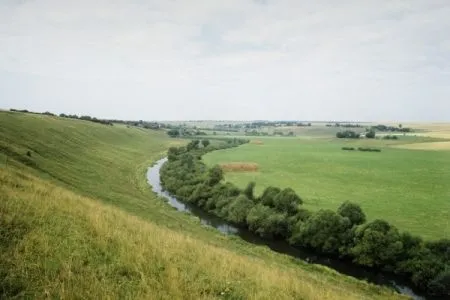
[201,139,210,148]
[366,130,376,139]
[207,165,223,186]
[167,129,180,137]
[428,268,450,296]
[260,186,281,207]
[243,181,256,200]
[338,201,366,225]
[273,188,302,214]
[187,140,200,151]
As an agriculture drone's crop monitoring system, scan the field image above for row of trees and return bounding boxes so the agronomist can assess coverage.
[10,108,164,129]
[336,130,376,139]
[167,128,208,138]
[327,123,364,128]
[160,141,450,297]
[372,124,412,133]
[336,130,361,139]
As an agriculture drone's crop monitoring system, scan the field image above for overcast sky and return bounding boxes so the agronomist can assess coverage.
[1,0,449,121]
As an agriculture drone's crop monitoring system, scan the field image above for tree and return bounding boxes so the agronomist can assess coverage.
[243,181,256,200]
[201,139,210,148]
[365,130,376,139]
[290,209,352,254]
[226,195,255,225]
[186,140,200,151]
[338,201,366,225]
[259,186,281,207]
[246,204,287,238]
[207,165,223,186]
[428,268,450,296]
[273,188,302,214]
[351,219,404,270]
[167,129,179,137]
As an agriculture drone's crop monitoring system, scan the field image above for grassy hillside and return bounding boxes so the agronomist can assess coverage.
[203,137,450,240]
[0,112,406,299]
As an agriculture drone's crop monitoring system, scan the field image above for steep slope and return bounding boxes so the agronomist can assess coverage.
[0,111,405,299]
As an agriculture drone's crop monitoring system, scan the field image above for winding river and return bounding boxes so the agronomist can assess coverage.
[147,158,429,300]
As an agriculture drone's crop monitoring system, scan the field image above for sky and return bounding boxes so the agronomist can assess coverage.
[0,0,449,121]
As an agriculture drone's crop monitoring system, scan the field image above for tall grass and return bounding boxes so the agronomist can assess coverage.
[0,166,405,299]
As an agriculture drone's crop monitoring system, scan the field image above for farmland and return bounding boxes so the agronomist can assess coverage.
[0,111,405,299]
[204,133,450,240]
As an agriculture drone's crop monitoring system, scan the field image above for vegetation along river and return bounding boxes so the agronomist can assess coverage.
[147,158,434,300]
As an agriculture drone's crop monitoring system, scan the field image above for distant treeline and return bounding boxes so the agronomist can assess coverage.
[336,130,361,139]
[244,130,295,137]
[328,123,413,133]
[9,108,161,129]
[373,124,412,133]
[211,121,311,131]
[161,140,450,297]
[327,123,364,128]
[167,128,207,138]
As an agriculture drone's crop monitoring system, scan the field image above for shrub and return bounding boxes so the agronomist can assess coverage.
[357,147,381,152]
[338,201,366,225]
[365,130,376,139]
[336,131,360,139]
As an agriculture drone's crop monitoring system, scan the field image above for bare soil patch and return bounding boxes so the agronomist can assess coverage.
[220,162,259,172]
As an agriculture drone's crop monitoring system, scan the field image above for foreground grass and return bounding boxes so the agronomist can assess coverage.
[203,137,450,239]
[0,166,405,299]
[0,112,406,299]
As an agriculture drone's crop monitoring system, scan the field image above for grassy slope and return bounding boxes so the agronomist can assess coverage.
[203,137,450,240]
[0,112,405,299]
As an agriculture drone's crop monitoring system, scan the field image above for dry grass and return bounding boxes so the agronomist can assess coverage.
[220,162,259,172]
[251,140,264,145]
[392,141,450,151]
[0,166,406,300]
[404,123,450,139]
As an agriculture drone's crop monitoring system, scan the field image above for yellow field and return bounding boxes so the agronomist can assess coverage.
[392,141,450,151]
[404,123,450,138]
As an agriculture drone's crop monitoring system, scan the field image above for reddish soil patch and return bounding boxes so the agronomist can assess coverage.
[220,162,259,172]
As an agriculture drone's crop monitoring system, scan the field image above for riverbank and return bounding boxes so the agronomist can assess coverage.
[159,139,449,299]
[149,158,426,299]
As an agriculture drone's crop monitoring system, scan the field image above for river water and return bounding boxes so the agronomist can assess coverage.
[147,158,428,300]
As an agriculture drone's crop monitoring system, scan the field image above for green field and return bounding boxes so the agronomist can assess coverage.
[204,137,450,240]
[0,112,405,299]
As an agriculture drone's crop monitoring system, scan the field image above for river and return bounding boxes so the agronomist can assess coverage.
[147,158,429,300]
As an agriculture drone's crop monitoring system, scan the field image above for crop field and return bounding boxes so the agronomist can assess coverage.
[0,112,404,299]
[204,135,450,240]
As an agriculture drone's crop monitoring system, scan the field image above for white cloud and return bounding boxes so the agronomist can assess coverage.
[0,0,449,120]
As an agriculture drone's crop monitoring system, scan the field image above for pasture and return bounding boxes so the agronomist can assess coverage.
[0,111,404,299]
[203,136,450,240]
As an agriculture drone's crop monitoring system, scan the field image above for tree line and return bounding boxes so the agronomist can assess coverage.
[9,108,164,129]
[336,130,377,139]
[160,140,450,297]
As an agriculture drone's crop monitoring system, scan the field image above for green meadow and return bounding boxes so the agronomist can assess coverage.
[0,111,405,299]
[203,137,450,240]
